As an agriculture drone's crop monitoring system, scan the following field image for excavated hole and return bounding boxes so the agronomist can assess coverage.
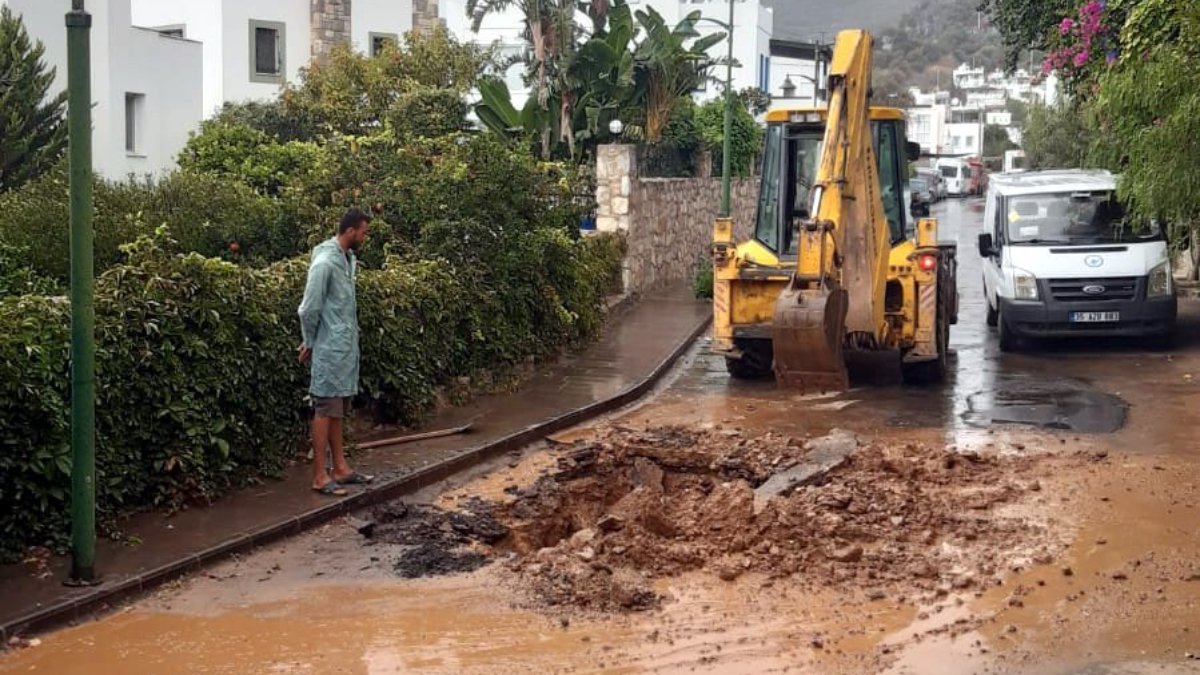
[365,426,1076,613]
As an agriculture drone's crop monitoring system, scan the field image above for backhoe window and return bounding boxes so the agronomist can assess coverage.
[876,121,906,243]
[754,124,784,251]
[784,130,824,256]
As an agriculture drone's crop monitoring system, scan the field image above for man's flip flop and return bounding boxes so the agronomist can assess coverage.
[313,481,348,496]
[336,472,374,485]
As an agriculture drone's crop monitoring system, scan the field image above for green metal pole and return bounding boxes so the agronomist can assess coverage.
[66,0,96,583]
[720,0,733,217]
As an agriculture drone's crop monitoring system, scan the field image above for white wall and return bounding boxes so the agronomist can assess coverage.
[352,0,414,53]
[6,0,200,177]
[106,27,203,176]
[947,121,981,157]
[131,0,223,116]
[220,0,309,107]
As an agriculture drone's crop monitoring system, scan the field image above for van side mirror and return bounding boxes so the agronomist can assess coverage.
[906,141,921,163]
[977,233,996,257]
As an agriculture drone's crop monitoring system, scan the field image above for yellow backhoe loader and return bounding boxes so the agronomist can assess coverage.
[711,29,958,390]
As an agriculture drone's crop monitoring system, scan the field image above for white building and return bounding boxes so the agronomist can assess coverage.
[3,0,203,178]
[443,0,773,110]
[130,0,416,116]
[947,106,984,157]
[767,39,827,106]
[906,105,949,156]
[952,63,986,90]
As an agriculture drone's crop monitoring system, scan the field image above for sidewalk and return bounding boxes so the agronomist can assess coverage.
[0,283,710,639]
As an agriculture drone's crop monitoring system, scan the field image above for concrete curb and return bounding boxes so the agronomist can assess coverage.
[1,314,712,641]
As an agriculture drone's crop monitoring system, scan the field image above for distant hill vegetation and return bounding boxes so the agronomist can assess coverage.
[768,0,1012,102]
[765,0,925,42]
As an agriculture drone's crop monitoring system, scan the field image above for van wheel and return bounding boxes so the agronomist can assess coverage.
[997,311,1019,352]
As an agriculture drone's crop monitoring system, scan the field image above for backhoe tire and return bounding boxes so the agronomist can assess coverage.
[903,282,951,384]
[725,339,773,379]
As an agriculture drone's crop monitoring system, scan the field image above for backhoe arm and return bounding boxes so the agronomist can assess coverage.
[772,29,889,391]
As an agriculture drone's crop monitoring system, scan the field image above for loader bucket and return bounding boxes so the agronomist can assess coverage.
[772,284,850,392]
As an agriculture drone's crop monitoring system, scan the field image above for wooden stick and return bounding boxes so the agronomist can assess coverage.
[355,424,472,450]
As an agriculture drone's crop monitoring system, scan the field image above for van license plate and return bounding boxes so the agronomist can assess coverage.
[1070,311,1119,323]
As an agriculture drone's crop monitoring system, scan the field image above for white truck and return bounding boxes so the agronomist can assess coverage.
[979,169,1177,350]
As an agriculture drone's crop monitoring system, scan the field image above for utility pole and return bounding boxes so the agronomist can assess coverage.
[66,0,96,584]
[720,0,734,217]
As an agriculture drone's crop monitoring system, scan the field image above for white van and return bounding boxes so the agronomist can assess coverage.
[979,169,1177,350]
[936,158,968,196]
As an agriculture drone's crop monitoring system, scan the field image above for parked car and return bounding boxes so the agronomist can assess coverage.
[979,169,1176,351]
[910,177,933,216]
[916,167,946,201]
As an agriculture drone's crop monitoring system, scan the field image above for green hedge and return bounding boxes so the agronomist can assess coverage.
[0,167,302,280]
[0,229,623,559]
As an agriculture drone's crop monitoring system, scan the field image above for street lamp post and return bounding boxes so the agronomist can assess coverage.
[720,0,733,218]
[691,8,736,217]
[780,73,823,105]
[66,0,96,583]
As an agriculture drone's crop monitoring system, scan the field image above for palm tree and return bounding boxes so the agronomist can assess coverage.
[632,8,725,142]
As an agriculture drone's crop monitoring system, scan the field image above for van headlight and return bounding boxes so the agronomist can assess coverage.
[1013,268,1038,300]
[1148,261,1172,297]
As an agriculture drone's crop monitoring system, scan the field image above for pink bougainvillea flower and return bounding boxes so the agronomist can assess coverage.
[1074,50,1089,67]
[1060,17,1075,35]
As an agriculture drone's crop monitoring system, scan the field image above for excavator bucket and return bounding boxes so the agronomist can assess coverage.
[772,284,850,392]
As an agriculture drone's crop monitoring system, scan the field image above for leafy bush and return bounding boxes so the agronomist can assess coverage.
[0,166,304,280]
[211,100,321,143]
[693,266,714,298]
[0,243,60,296]
[178,120,323,196]
[388,88,468,141]
[695,97,762,177]
[0,228,623,558]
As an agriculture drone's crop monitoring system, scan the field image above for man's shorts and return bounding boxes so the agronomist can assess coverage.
[312,396,351,419]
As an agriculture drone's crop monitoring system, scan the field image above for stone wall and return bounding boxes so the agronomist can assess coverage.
[311,0,351,65]
[412,0,443,34]
[595,145,758,295]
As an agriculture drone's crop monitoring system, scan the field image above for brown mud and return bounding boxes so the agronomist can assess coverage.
[369,426,1085,619]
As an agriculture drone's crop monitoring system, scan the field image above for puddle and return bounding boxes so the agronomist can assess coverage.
[961,376,1128,433]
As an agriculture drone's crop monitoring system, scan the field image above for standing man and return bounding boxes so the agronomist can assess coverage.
[298,208,375,496]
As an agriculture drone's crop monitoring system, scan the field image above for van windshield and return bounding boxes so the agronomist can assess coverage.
[1004,191,1163,244]
[939,165,957,178]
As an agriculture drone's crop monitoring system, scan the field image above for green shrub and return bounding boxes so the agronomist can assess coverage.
[389,88,468,141]
[0,243,59,296]
[693,266,714,299]
[0,166,304,280]
[0,229,623,559]
[178,120,324,196]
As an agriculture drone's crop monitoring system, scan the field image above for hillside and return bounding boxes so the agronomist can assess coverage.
[765,0,925,42]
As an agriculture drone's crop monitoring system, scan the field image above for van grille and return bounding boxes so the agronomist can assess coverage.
[1046,277,1139,302]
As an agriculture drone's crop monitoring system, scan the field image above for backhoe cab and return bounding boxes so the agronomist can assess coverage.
[711,30,958,390]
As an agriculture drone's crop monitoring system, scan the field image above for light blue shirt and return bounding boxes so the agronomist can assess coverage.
[298,238,360,398]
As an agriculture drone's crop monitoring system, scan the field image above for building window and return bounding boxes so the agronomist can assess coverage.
[249,19,286,83]
[370,32,399,56]
[155,25,185,39]
[125,93,145,155]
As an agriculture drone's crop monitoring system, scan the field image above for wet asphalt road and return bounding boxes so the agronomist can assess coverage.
[657,196,1200,450]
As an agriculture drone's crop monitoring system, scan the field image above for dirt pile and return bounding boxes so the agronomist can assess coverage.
[492,426,1060,611]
